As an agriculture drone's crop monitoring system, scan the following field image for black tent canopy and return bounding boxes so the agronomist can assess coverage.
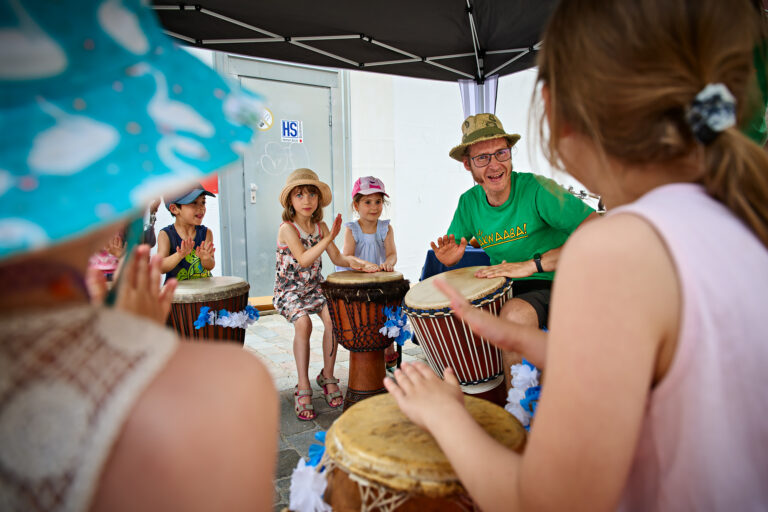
[152,1,558,84]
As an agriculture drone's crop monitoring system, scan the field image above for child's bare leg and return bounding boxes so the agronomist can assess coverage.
[319,305,343,407]
[292,315,313,416]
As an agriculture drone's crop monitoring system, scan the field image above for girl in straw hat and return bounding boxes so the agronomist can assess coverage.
[385,0,768,510]
[274,168,378,420]
[0,0,276,509]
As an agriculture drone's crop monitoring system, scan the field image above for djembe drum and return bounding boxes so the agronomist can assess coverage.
[403,266,512,405]
[322,271,410,409]
[323,393,526,511]
[169,276,250,343]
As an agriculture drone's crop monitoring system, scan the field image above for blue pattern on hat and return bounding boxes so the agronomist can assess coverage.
[0,0,263,259]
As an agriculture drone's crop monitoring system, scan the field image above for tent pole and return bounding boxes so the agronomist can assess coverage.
[465,0,484,82]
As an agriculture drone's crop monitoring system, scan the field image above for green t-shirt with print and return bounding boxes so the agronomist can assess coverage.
[447,172,594,281]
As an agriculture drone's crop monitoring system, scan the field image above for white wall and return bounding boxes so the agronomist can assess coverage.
[495,69,587,192]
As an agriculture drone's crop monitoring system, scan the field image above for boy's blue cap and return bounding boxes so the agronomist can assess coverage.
[164,184,215,211]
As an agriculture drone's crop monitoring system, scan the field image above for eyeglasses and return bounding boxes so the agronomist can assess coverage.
[469,148,512,167]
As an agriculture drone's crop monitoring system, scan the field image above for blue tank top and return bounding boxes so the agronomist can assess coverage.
[335,219,390,272]
[161,224,212,281]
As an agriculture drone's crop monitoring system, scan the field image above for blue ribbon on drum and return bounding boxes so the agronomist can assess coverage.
[289,431,331,512]
[194,304,260,330]
[505,359,541,431]
[379,306,412,346]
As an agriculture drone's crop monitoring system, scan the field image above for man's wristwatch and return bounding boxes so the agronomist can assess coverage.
[533,253,544,273]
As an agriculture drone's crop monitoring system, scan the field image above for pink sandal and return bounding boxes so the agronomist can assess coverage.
[294,386,316,421]
[316,373,343,408]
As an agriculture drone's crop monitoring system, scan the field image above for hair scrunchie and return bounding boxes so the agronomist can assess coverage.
[685,83,737,145]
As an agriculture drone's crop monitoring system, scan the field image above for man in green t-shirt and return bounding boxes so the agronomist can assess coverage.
[432,113,597,374]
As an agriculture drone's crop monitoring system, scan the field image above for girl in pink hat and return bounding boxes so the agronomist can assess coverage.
[340,176,399,366]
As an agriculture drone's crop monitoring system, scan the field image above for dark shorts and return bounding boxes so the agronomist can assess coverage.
[512,279,552,329]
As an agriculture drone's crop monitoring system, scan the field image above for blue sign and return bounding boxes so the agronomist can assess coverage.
[280,120,304,143]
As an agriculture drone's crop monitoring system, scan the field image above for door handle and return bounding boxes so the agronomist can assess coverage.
[250,183,258,204]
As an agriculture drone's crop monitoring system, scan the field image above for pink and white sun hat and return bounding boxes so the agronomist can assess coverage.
[351,176,389,198]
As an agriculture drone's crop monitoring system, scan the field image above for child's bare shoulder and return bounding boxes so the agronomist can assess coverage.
[278,222,294,235]
[277,222,298,244]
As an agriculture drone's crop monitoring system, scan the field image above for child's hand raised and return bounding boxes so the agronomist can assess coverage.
[107,234,126,258]
[116,244,177,325]
[329,213,343,240]
[197,240,215,260]
[176,238,195,258]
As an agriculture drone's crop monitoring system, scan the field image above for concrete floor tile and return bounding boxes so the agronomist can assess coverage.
[314,408,343,430]
[276,477,292,507]
[284,429,324,458]
[250,326,279,339]
[270,353,294,363]
[275,449,302,479]
[276,477,292,493]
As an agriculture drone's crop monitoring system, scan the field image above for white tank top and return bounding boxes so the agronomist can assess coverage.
[612,183,768,511]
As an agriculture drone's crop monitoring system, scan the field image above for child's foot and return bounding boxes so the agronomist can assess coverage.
[316,372,343,408]
[294,386,315,421]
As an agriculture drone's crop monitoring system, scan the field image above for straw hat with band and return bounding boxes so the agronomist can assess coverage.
[449,113,522,161]
[279,168,333,208]
[0,0,263,262]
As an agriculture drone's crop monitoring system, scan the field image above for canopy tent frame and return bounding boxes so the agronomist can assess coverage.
[152,1,551,85]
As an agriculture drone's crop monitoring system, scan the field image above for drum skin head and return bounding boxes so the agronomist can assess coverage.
[326,270,404,285]
[325,393,526,496]
[404,266,506,310]
[172,276,250,303]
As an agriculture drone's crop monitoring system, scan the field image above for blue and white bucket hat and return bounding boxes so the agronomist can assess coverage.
[0,0,262,260]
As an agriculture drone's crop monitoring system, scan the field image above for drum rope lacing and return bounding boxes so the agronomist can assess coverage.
[402,279,513,318]
[320,453,480,512]
[323,280,411,353]
[326,305,401,352]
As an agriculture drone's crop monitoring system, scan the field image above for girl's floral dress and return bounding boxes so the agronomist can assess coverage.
[273,222,326,322]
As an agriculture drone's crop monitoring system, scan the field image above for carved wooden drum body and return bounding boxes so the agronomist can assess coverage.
[169,276,250,343]
[323,393,526,511]
[322,271,410,409]
[403,266,512,402]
